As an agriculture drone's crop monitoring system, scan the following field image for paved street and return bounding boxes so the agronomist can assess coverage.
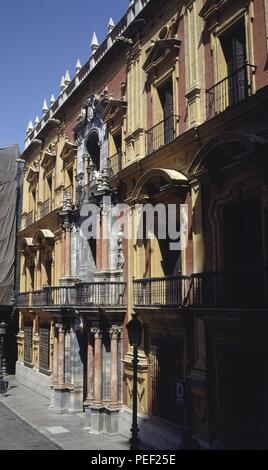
[0,402,59,450]
[0,377,129,450]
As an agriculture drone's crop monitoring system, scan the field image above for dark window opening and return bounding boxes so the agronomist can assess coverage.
[158,79,174,145]
[86,132,100,171]
[219,19,247,105]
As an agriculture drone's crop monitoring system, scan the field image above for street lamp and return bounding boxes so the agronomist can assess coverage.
[0,322,8,394]
[126,313,143,450]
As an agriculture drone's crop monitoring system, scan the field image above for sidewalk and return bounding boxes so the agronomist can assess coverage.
[0,377,129,451]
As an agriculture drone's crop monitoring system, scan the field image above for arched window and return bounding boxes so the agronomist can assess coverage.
[86,131,100,171]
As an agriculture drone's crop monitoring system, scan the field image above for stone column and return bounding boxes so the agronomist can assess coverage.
[109,327,120,407]
[65,225,72,278]
[61,231,66,277]
[92,328,102,405]
[52,327,59,385]
[83,155,89,187]
[85,332,94,404]
[35,248,42,290]
[58,324,65,386]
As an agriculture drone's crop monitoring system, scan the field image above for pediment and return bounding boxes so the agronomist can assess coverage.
[102,99,127,123]
[143,39,181,73]
[199,0,234,20]
[41,150,56,169]
[27,165,39,184]
[60,140,77,160]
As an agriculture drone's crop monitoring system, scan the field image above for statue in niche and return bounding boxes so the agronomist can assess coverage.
[117,228,125,270]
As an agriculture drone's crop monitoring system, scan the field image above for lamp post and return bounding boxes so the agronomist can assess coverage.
[126,313,143,450]
[0,322,8,394]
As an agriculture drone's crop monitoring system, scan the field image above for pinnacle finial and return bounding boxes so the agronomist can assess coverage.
[65,70,71,85]
[75,58,82,75]
[50,94,55,105]
[35,116,39,126]
[60,75,65,92]
[108,18,115,33]
[27,120,34,134]
[91,32,99,53]
[42,99,48,114]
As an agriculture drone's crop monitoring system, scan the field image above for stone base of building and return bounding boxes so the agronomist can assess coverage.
[15,361,52,399]
[49,386,83,414]
[118,406,181,450]
[84,404,121,434]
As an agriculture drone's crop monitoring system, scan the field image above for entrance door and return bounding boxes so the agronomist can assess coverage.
[151,336,184,424]
[223,198,264,307]
[219,343,268,449]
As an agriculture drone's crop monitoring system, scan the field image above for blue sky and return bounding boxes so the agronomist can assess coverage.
[0,0,127,151]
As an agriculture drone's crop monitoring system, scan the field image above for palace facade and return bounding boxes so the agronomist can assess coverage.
[17,0,268,449]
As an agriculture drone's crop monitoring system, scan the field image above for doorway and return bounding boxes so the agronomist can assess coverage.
[219,342,268,449]
[222,197,264,306]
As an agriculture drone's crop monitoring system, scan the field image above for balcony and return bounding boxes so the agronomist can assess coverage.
[17,282,126,308]
[24,211,34,228]
[133,276,191,308]
[17,292,30,307]
[206,63,257,120]
[133,272,267,309]
[145,114,180,155]
[39,199,51,219]
[108,150,123,177]
[190,272,267,308]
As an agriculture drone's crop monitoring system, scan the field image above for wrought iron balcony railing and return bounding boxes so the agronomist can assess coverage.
[190,272,226,307]
[17,292,31,307]
[108,150,123,177]
[39,199,51,219]
[145,114,180,155]
[206,63,257,120]
[134,271,267,309]
[24,211,34,228]
[17,282,126,308]
[133,275,191,308]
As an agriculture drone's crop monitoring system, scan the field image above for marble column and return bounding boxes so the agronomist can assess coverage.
[58,324,65,386]
[109,327,120,407]
[61,231,66,277]
[52,327,59,385]
[83,155,89,187]
[65,227,72,278]
[85,332,94,404]
[92,328,102,405]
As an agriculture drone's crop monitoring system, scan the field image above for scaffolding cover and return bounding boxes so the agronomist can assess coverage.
[0,145,19,305]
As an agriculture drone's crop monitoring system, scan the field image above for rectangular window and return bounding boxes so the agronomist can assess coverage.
[39,326,50,373]
[24,325,32,366]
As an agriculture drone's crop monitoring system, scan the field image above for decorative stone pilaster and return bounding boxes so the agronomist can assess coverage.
[59,192,76,286]
[83,154,89,187]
